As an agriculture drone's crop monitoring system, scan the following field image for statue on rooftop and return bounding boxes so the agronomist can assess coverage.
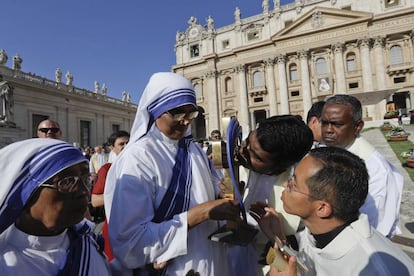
[0,49,8,65]
[0,77,15,125]
[234,7,241,23]
[65,71,73,86]
[262,0,269,13]
[94,81,100,93]
[207,16,214,31]
[12,54,22,70]
[102,83,107,95]
[55,68,62,83]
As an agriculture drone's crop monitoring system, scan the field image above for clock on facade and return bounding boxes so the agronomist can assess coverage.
[189,27,200,38]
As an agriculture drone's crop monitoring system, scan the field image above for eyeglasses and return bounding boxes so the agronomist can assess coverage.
[40,174,91,193]
[285,167,313,198]
[38,128,60,133]
[165,109,199,121]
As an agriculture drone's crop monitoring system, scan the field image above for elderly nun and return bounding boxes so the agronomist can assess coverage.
[0,138,110,275]
[104,72,240,275]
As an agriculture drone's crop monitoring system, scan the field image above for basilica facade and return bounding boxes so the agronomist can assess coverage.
[0,51,136,148]
[173,0,414,138]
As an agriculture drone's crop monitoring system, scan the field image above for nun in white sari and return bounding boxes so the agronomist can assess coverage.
[0,138,110,276]
[104,72,239,275]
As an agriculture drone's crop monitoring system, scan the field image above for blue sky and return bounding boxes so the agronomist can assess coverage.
[1,0,292,103]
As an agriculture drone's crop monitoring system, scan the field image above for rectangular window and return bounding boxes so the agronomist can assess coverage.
[190,45,199,57]
[394,77,406,83]
[222,40,230,49]
[80,120,91,148]
[290,91,300,97]
[254,97,263,103]
[349,82,359,89]
[112,124,120,133]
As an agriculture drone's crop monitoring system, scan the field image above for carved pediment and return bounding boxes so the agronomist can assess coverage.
[272,7,373,40]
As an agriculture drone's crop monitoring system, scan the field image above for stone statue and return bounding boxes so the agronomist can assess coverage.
[55,68,62,83]
[12,54,22,70]
[273,0,280,9]
[207,16,214,31]
[102,83,107,95]
[262,0,269,13]
[0,49,8,65]
[0,79,14,124]
[94,81,99,93]
[127,93,131,103]
[234,7,241,23]
[121,91,127,102]
[65,71,73,86]
[188,16,197,26]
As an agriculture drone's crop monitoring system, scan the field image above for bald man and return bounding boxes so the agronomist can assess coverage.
[37,119,62,139]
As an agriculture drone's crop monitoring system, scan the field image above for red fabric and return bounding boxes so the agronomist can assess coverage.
[91,163,114,260]
[102,219,114,261]
[92,163,112,195]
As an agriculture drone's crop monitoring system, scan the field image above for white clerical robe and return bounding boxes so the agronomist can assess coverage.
[104,126,229,276]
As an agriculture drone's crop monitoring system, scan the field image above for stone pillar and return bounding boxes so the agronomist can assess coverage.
[264,58,277,116]
[373,36,387,118]
[235,64,250,135]
[276,54,289,114]
[358,37,375,119]
[298,50,312,115]
[332,42,346,94]
[205,70,220,131]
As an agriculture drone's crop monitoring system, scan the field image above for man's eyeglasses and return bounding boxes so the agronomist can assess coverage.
[165,109,199,121]
[38,128,60,134]
[40,174,90,193]
[285,167,313,198]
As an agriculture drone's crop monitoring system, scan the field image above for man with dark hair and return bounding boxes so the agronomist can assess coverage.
[253,147,414,275]
[228,115,313,275]
[321,94,403,238]
[306,100,325,147]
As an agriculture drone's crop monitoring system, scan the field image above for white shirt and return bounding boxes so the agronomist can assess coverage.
[104,126,229,275]
[347,136,403,237]
[0,223,110,275]
[297,214,414,275]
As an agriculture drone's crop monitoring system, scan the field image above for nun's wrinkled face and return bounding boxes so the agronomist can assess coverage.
[156,104,198,140]
[24,162,90,235]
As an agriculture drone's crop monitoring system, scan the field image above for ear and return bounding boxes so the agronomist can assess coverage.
[354,120,364,136]
[315,200,333,218]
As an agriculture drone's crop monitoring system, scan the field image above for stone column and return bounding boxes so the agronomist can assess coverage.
[358,37,375,119]
[205,70,220,131]
[264,58,277,116]
[332,42,346,94]
[298,50,312,115]
[235,64,250,135]
[276,54,289,114]
[373,36,387,117]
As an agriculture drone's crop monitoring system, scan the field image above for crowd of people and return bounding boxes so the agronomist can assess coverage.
[0,72,413,275]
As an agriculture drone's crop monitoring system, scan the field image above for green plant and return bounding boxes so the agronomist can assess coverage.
[381,129,414,181]
[385,126,410,138]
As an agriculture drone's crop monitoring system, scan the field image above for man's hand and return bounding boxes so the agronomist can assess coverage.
[250,201,285,241]
[269,255,298,276]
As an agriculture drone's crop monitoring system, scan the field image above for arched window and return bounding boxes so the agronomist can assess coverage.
[194,83,202,99]
[346,53,356,72]
[253,71,264,88]
[390,45,403,65]
[315,57,328,75]
[225,77,232,93]
[289,64,298,81]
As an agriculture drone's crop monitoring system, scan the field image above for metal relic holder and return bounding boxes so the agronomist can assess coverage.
[208,117,258,246]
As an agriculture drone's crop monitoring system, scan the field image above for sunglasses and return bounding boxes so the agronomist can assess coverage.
[38,128,60,133]
[165,110,199,121]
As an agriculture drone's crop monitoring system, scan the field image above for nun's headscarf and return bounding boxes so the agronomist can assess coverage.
[128,72,197,144]
[0,138,87,234]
